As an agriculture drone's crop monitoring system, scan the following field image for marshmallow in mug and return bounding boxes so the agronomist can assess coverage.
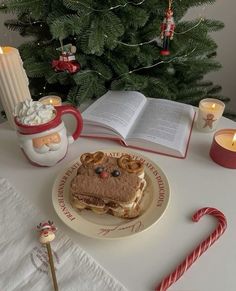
[14,99,55,125]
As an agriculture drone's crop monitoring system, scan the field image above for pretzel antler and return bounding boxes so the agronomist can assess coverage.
[80,151,105,166]
[118,154,144,173]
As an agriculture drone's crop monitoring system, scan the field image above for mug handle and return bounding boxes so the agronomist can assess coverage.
[56,105,83,143]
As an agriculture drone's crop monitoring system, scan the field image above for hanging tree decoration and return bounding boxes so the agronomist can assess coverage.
[160,0,175,56]
[51,41,81,74]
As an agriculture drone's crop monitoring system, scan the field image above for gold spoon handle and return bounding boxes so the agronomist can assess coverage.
[46,243,59,291]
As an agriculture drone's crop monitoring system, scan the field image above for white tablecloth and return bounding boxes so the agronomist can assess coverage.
[0,177,128,291]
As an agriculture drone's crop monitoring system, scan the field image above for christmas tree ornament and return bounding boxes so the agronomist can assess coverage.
[37,221,59,291]
[160,0,175,56]
[52,43,80,74]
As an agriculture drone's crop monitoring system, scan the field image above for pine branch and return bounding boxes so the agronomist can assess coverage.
[2,0,48,19]
[118,6,149,29]
[67,85,80,105]
[73,72,106,104]
[88,57,113,80]
[49,12,91,39]
[63,0,93,13]
[4,19,27,33]
[23,61,50,78]
[108,55,130,75]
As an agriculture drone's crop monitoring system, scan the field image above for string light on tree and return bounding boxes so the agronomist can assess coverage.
[71,47,199,84]
[74,0,146,12]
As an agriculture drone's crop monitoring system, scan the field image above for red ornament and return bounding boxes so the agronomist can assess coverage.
[160,7,175,56]
[52,52,80,74]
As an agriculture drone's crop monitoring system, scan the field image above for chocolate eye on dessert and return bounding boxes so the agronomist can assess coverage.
[95,166,104,174]
[111,170,120,177]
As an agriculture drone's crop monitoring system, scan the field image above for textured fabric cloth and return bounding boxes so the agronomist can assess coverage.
[0,178,128,291]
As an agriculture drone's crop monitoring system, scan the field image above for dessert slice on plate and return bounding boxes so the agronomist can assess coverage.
[70,151,146,219]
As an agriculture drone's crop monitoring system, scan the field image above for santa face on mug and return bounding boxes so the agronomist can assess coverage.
[33,132,61,153]
[17,123,69,166]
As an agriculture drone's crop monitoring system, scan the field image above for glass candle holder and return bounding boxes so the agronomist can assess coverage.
[196,98,225,132]
[39,95,62,106]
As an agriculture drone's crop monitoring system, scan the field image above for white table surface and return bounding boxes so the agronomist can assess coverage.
[0,116,235,291]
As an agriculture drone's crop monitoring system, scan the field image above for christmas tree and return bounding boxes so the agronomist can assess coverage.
[0,0,230,108]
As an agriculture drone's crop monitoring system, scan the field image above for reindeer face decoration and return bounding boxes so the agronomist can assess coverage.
[78,151,144,179]
[37,221,57,244]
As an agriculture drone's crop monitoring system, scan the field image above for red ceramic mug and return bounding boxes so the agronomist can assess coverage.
[15,105,83,166]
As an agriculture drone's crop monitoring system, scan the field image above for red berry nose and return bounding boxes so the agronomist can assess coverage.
[99,171,109,179]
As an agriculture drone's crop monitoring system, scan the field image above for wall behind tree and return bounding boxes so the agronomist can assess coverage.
[186,0,236,112]
[0,1,235,121]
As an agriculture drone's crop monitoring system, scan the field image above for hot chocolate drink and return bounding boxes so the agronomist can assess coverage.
[14,99,55,125]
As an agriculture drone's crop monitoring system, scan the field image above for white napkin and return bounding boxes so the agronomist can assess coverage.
[0,178,128,291]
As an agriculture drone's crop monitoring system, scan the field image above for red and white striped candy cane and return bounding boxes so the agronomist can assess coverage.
[155,207,227,291]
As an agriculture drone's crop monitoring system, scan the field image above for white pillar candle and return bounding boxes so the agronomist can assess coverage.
[196,98,225,132]
[0,46,32,129]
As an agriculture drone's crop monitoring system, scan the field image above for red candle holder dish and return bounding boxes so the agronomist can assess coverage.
[209,129,236,169]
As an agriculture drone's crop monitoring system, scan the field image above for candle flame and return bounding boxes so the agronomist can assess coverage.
[232,133,236,146]
[211,103,216,109]
[0,47,3,54]
[49,99,53,104]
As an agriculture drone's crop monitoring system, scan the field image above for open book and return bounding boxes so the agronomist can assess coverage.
[81,91,195,158]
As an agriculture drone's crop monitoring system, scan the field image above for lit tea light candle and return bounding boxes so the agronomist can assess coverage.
[39,95,62,106]
[0,46,32,129]
[233,133,236,146]
[196,98,225,132]
[210,129,236,169]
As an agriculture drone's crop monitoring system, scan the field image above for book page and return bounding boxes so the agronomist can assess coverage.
[82,91,146,138]
[128,98,194,151]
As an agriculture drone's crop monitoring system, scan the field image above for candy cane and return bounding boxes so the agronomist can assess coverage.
[155,207,227,291]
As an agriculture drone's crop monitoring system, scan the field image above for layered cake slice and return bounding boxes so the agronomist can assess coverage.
[70,151,146,219]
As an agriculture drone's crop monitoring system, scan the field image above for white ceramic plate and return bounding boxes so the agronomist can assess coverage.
[52,148,170,239]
